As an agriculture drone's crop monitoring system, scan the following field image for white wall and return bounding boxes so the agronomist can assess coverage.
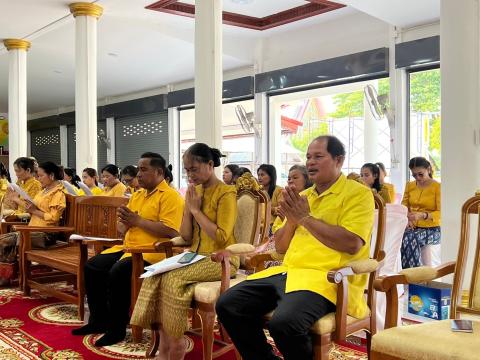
[261,11,389,72]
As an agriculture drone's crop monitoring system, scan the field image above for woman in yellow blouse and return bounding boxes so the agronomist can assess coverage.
[100,164,126,197]
[257,164,282,226]
[360,163,391,203]
[3,157,42,218]
[0,161,66,285]
[130,143,238,359]
[376,162,396,203]
[401,157,441,268]
[0,162,11,199]
[78,168,103,196]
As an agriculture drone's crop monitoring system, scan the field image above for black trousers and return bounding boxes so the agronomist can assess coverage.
[84,252,149,332]
[216,274,335,360]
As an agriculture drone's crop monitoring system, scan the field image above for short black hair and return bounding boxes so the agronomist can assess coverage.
[101,164,120,177]
[313,135,346,158]
[140,152,166,172]
[39,161,64,180]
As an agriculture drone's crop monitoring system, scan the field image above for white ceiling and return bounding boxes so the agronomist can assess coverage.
[336,0,440,28]
[0,0,440,115]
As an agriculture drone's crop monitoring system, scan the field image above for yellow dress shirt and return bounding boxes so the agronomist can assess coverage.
[402,180,441,227]
[101,182,127,197]
[378,184,392,204]
[270,185,283,225]
[383,182,395,203]
[15,177,42,214]
[0,178,8,198]
[28,183,66,227]
[77,186,103,196]
[248,174,375,319]
[190,182,237,255]
[102,180,184,264]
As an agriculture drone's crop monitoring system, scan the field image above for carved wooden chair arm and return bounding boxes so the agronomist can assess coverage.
[374,261,456,292]
[247,250,285,271]
[210,244,256,294]
[13,225,76,233]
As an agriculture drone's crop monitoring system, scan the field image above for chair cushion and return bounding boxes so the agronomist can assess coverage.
[264,310,368,335]
[194,273,247,304]
[371,320,480,360]
[234,195,257,244]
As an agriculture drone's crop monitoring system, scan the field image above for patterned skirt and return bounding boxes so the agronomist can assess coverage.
[130,257,238,339]
[401,226,441,269]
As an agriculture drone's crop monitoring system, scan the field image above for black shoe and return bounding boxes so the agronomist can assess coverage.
[94,330,126,347]
[71,323,107,336]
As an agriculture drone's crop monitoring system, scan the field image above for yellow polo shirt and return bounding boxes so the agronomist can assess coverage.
[102,180,184,264]
[248,174,374,319]
[101,182,127,197]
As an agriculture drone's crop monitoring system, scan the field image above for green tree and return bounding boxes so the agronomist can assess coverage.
[410,70,441,112]
[329,78,390,119]
[291,122,329,153]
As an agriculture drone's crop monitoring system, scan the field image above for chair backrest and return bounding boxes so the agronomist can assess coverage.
[366,194,386,333]
[451,193,480,317]
[234,173,269,247]
[74,196,128,238]
[60,194,76,227]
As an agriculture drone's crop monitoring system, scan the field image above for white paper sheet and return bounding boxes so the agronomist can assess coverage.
[69,234,122,242]
[8,183,33,202]
[62,181,78,196]
[141,252,206,278]
[77,182,93,196]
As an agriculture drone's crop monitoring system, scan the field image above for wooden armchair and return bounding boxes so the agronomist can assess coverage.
[245,193,387,359]
[370,193,480,360]
[19,196,127,320]
[147,173,268,359]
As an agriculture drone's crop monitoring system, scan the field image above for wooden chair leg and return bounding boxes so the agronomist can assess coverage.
[131,325,142,343]
[22,258,31,296]
[198,308,215,360]
[314,333,331,360]
[147,326,160,358]
[366,330,372,359]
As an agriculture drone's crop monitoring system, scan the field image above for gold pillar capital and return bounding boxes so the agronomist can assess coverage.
[3,39,31,51]
[69,2,103,19]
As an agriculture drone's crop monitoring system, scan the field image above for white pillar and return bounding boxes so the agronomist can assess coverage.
[441,0,480,281]
[363,93,378,163]
[69,2,103,172]
[3,39,30,180]
[194,0,222,151]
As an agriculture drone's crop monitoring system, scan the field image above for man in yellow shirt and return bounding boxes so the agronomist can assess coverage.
[216,136,374,360]
[72,152,184,347]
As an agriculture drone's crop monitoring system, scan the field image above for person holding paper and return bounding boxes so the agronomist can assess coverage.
[100,164,127,197]
[0,162,66,285]
[130,143,238,360]
[77,168,103,196]
[72,152,184,347]
[3,157,42,218]
[216,136,375,360]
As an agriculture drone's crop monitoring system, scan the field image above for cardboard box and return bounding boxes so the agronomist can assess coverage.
[408,281,451,320]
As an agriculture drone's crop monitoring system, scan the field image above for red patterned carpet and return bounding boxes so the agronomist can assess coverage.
[0,285,367,359]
